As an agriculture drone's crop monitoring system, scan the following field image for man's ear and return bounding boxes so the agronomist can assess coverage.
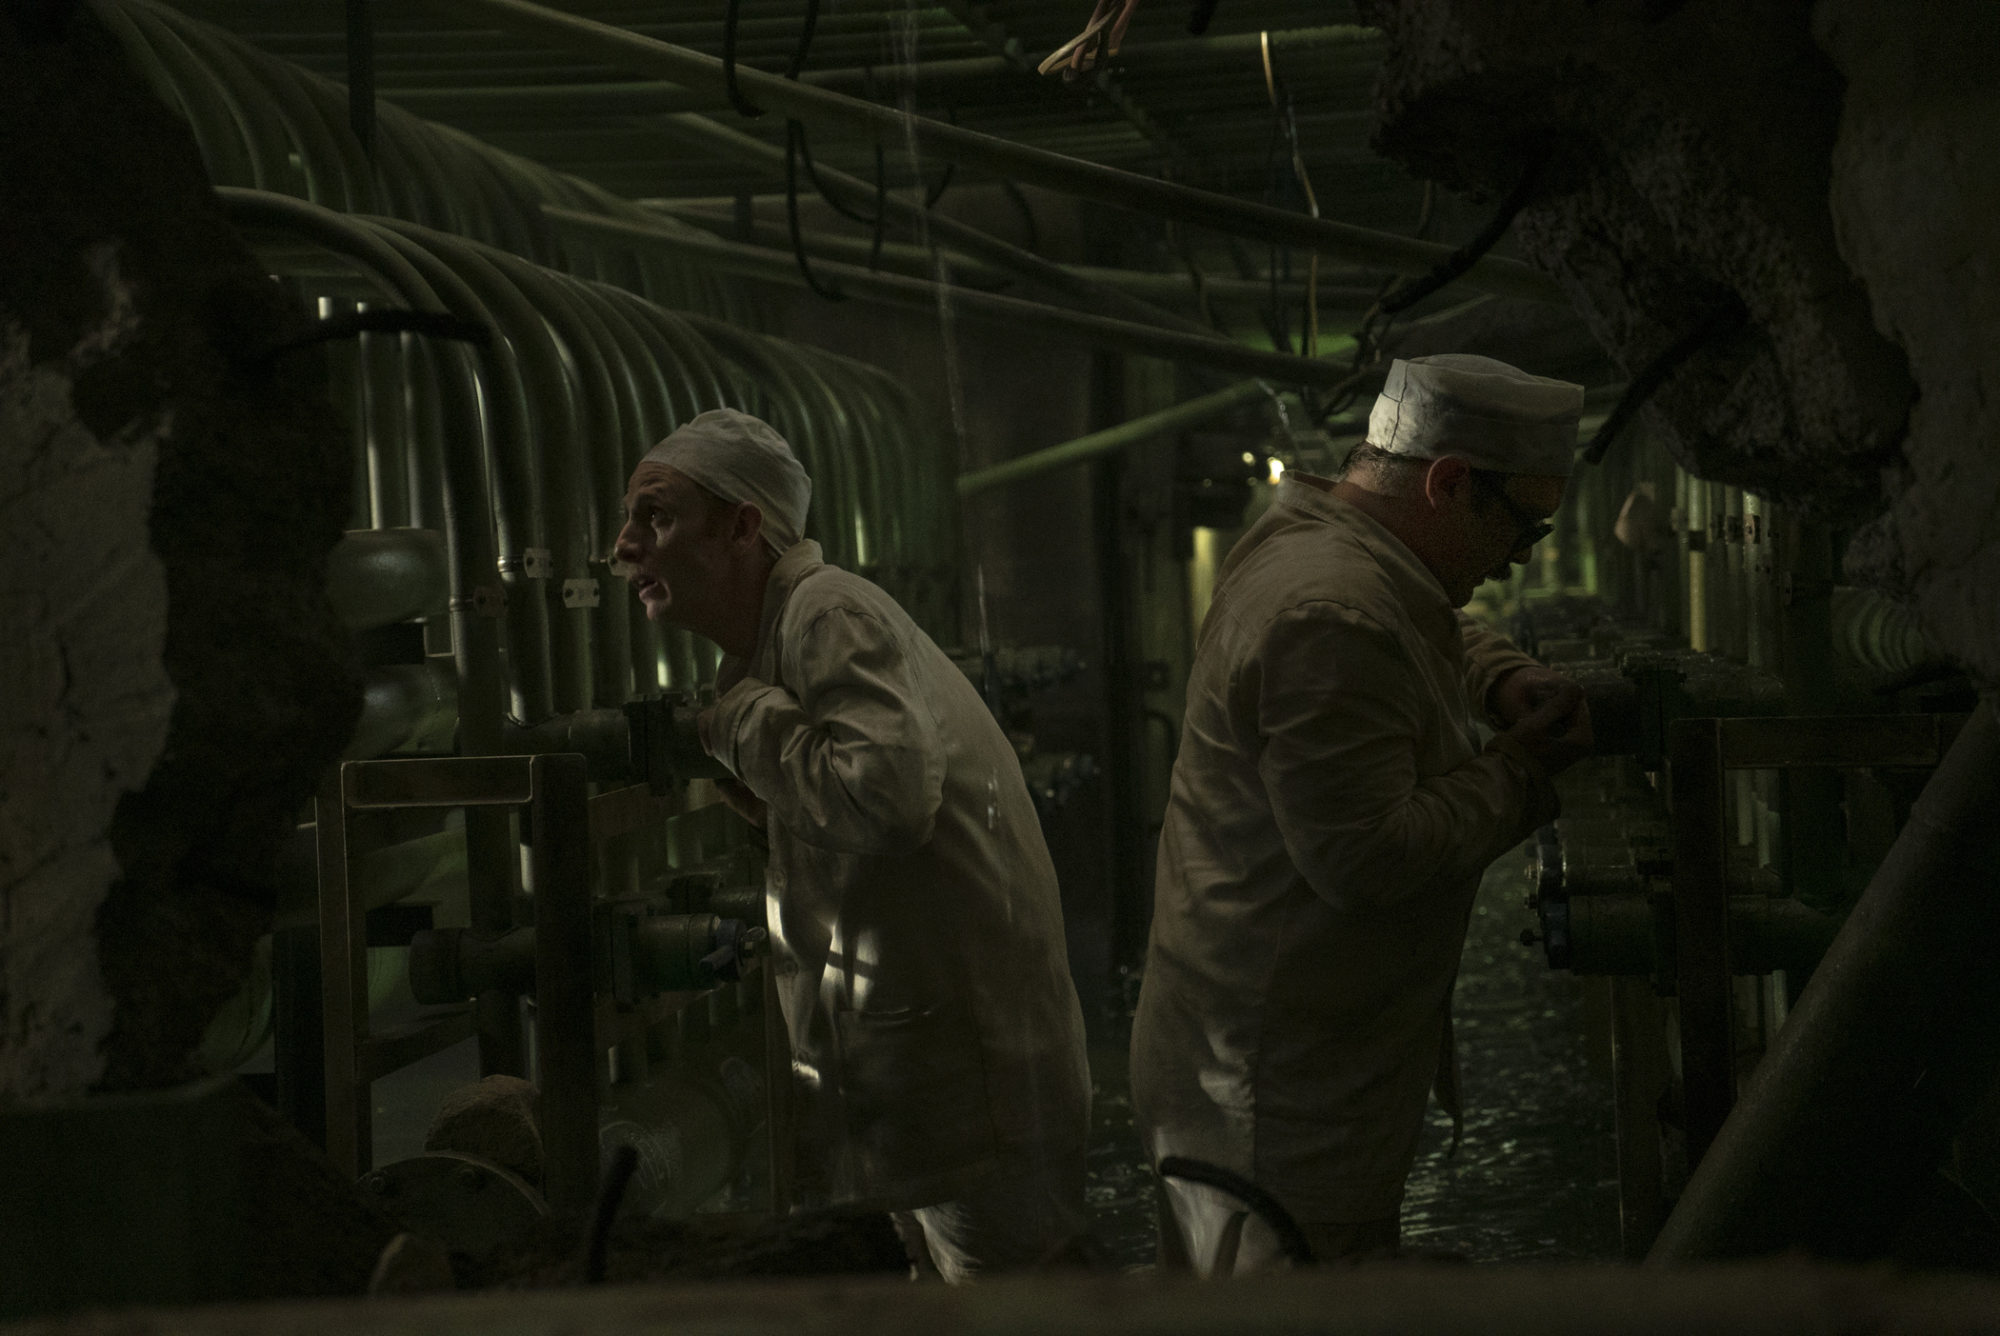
[733,501,766,551]
[1422,456,1472,510]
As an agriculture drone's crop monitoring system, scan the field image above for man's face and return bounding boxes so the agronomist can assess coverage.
[612,464,735,631]
[1446,468,1566,607]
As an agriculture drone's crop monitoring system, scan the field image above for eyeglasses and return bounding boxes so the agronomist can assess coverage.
[1470,470,1556,554]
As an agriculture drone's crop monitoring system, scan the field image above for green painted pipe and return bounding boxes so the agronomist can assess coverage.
[453,0,1566,304]
[958,379,1299,497]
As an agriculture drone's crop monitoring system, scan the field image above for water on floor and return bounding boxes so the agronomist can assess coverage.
[1084,855,1622,1268]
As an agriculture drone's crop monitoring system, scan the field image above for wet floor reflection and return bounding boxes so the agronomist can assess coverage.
[1085,856,1621,1268]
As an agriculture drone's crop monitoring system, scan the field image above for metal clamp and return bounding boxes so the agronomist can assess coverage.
[454,584,506,617]
[522,548,554,579]
[562,578,601,609]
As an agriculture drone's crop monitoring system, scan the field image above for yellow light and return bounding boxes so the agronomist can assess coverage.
[1240,451,1256,465]
[1267,457,1286,485]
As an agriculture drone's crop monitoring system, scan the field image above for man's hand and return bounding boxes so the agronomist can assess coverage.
[1489,665,1580,728]
[1498,678,1594,777]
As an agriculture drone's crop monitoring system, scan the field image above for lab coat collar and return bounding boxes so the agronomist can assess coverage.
[742,539,826,684]
[1273,475,1461,659]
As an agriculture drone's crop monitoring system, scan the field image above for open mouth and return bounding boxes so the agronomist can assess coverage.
[633,575,661,601]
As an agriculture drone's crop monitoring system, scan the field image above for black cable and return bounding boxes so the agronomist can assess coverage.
[793,125,879,226]
[1375,148,1549,318]
[581,1143,641,1285]
[785,121,845,300]
[1328,150,1549,415]
[1156,1156,1315,1266]
[924,104,964,211]
[721,0,763,117]
[784,0,819,79]
[1187,0,1224,37]
[999,177,1039,253]
[345,0,376,161]
[1582,298,1749,465]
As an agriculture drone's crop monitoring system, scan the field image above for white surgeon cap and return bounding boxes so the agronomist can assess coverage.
[1367,354,1585,476]
[640,408,812,556]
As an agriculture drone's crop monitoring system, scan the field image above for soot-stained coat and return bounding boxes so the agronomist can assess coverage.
[1131,476,1557,1228]
[708,540,1091,1210]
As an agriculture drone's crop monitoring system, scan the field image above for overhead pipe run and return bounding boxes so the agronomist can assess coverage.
[657,203,1389,312]
[655,112,1219,338]
[958,380,1277,497]
[544,207,1362,389]
[378,26,1382,114]
[451,0,1568,305]
[1649,700,2000,1263]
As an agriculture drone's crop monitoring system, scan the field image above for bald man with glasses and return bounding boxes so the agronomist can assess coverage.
[1132,354,1595,1273]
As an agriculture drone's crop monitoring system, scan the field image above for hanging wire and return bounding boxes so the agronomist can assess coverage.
[1187,0,1225,37]
[1582,298,1749,465]
[758,0,884,297]
[1325,147,1552,419]
[924,102,963,209]
[721,0,764,117]
[785,122,845,300]
[1261,32,1323,360]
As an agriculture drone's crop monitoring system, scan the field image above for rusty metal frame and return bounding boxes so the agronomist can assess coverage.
[314,753,600,1211]
[1666,712,1966,1168]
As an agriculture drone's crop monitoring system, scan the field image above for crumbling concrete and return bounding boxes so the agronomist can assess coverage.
[0,245,174,1100]
[1817,0,2000,686]
[1353,0,1915,513]
[0,6,357,1094]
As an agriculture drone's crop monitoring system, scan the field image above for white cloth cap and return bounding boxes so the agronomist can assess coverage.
[640,408,812,555]
[1367,354,1585,476]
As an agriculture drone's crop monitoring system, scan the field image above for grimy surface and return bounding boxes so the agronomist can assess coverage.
[1086,855,1619,1267]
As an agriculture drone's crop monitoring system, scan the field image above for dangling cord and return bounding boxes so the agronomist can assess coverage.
[999,177,1039,253]
[1582,298,1749,465]
[785,121,845,299]
[722,0,763,117]
[924,103,962,210]
[772,0,847,297]
[1262,31,1321,359]
[1335,146,1551,416]
[1378,148,1546,318]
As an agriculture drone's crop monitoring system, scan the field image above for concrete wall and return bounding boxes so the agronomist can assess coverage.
[1351,0,1997,686]
[0,7,357,1096]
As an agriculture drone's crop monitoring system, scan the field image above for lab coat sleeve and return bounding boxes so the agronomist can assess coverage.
[708,605,945,854]
[1256,602,1550,912]
[1456,612,1540,726]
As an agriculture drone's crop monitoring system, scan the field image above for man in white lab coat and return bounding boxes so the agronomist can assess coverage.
[612,409,1090,1282]
[1131,354,1596,1273]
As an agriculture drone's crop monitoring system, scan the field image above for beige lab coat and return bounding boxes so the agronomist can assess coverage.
[1131,476,1558,1228]
[709,541,1091,1211]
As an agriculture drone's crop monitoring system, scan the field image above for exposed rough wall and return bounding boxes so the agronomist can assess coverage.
[0,8,358,1093]
[1353,0,1914,513]
[1819,0,2000,686]
[0,250,175,1099]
